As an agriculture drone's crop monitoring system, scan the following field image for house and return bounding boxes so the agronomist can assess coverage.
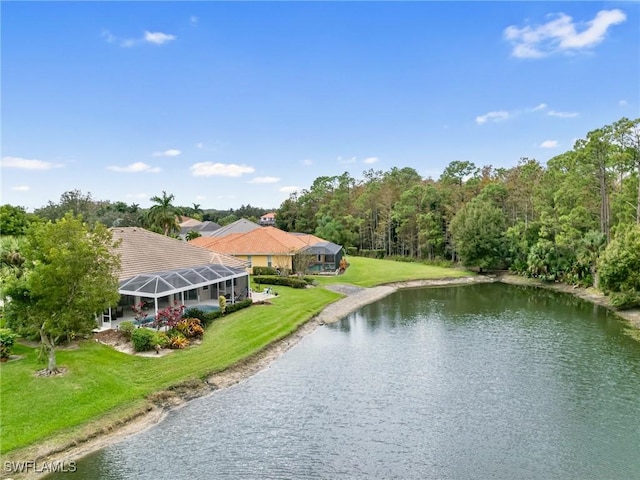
[101,227,249,330]
[292,233,344,273]
[190,226,309,273]
[207,218,261,238]
[190,225,344,275]
[259,212,276,226]
[178,218,222,239]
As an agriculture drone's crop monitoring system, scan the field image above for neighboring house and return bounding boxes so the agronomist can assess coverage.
[190,226,309,273]
[178,217,222,239]
[102,227,249,330]
[190,225,344,275]
[292,233,344,273]
[207,218,261,238]
[259,212,276,226]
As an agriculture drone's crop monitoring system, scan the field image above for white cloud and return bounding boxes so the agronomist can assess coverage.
[540,140,558,148]
[249,176,280,184]
[548,110,579,118]
[504,9,626,59]
[152,149,181,157]
[476,111,510,125]
[279,186,300,194]
[195,195,206,200]
[619,99,628,106]
[1,156,62,170]
[363,157,379,165]
[196,143,204,149]
[532,103,548,111]
[101,29,116,43]
[11,185,31,192]
[302,159,313,166]
[190,16,199,25]
[144,31,177,45]
[104,30,176,47]
[338,156,357,164]
[107,162,161,173]
[126,193,148,199]
[190,162,255,177]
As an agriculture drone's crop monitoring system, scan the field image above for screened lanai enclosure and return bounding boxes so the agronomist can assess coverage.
[99,227,249,330]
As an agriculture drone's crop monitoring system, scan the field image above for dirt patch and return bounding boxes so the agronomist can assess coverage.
[94,329,175,357]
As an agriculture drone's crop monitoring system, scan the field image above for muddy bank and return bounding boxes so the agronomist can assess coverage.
[4,273,638,479]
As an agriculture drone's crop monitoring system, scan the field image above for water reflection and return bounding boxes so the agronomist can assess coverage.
[49,284,640,480]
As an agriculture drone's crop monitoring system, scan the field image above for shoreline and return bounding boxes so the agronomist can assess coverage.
[4,274,639,479]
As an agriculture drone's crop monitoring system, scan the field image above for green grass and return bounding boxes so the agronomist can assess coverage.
[0,257,472,455]
[315,256,472,287]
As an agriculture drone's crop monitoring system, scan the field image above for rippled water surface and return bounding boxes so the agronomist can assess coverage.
[51,284,640,479]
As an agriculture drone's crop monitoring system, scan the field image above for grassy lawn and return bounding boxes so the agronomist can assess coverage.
[315,256,472,287]
[0,257,472,455]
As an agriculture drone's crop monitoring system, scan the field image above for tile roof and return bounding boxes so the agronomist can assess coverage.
[189,226,309,255]
[207,218,261,238]
[291,232,325,246]
[111,227,247,281]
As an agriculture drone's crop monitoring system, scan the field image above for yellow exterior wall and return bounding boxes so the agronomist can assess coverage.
[238,254,293,274]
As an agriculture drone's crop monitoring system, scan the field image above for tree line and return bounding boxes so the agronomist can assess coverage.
[274,117,640,307]
[2,117,638,308]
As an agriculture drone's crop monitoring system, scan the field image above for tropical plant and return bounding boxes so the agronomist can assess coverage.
[146,191,183,236]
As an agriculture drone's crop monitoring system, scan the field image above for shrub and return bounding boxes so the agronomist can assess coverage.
[183,308,206,322]
[131,328,156,352]
[0,328,18,359]
[252,276,307,288]
[252,266,279,275]
[203,310,223,326]
[118,321,135,339]
[168,332,189,349]
[610,291,640,310]
[225,298,253,314]
[346,246,358,256]
[153,331,170,348]
[175,318,204,339]
[219,296,227,314]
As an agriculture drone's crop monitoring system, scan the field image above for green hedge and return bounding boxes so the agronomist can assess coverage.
[131,328,156,352]
[346,246,358,256]
[225,298,253,314]
[252,266,279,275]
[252,276,308,289]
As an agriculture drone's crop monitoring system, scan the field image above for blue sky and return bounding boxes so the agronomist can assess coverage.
[2,1,638,211]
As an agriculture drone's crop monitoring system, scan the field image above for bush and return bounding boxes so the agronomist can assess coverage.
[0,328,18,359]
[219,296,227,314]
[252,276,308,288]
[183,308,206,322]
[252,266,279,275]
[175,318,204,339]
[118,321,135,339]
[610,291,640,310]
[203,310,223,326]
[168,332,189,349]
[225,298,253,314]
[131,328,156,352]
[153,331,170,348]
[346,246,358,256]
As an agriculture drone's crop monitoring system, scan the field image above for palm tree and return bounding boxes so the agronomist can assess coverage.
[191,202,203,220]
[147,191,183,236]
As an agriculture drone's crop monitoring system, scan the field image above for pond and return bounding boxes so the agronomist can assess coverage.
[49,283,640,479]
